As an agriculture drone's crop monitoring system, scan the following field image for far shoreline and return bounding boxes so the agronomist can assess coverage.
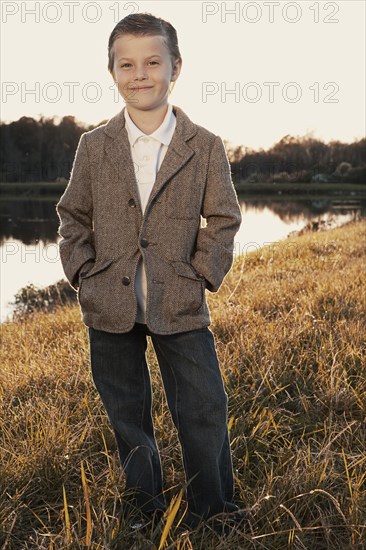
[0,181,365,201]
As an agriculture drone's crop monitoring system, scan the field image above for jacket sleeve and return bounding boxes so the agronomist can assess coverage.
[56,133,96,290]
[190,135,242,292]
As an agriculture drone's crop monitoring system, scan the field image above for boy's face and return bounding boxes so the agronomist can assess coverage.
[111,34,181,113]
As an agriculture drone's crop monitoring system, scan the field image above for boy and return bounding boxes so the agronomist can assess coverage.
[56,13,242,530]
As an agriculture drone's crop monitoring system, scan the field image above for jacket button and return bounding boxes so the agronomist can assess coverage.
[122,276,130,286]
[140,238,149,248]
[128,198,136,208]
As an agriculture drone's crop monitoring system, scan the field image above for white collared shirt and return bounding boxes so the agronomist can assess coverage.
[124,103,176,323]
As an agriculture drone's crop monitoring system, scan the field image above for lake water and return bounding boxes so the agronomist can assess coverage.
[0,196,363,323]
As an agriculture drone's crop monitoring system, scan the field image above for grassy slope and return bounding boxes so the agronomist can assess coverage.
[0,220,365,549]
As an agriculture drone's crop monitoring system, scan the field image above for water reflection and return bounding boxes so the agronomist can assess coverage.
[0,199,58,245]
[240,197,366,223]
[0,197,364,245]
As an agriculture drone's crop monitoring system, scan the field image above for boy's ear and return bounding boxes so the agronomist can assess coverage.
[109,68,117,83]
[171,59,182,82]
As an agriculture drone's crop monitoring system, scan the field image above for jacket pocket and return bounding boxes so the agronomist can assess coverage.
[78,259,114,308]
[80,259,113,280]
[170,261,206,315]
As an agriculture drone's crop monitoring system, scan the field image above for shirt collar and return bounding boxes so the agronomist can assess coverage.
[124,103,176,147]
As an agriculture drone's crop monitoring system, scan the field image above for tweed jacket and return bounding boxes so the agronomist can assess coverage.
[56,105,242,334]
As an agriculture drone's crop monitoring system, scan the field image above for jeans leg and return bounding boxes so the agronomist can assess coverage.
[149,327,235,521]
[88,325,165,513]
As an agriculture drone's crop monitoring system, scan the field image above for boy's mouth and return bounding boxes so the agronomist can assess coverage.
[129,86,153,92]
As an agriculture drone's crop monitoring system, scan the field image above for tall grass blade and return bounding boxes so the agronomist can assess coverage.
[81,461,92,547]
[158,489,183,550]
[62,484,71,545]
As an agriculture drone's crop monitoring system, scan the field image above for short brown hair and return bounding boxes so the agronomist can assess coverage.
[108,12,182,74]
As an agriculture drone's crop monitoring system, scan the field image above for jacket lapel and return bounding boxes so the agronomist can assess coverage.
[103,117,141,210]
[146,125,195,211]
[102,105,197,214]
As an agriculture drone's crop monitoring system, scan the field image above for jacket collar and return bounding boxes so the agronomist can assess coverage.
[103,104,197,142]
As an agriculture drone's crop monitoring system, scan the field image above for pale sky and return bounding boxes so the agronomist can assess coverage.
[1,0,365,149]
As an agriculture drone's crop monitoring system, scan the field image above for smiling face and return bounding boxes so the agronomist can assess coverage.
[111,34,181,114]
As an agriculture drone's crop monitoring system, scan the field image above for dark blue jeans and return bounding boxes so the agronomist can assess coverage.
[88,323,236,524]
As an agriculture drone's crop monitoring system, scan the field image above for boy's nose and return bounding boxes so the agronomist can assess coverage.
[134,67,148,80]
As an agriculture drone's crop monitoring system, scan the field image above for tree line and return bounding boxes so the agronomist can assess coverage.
[0,115,98,183]
[226,134,366,184]
[1,115,365,184]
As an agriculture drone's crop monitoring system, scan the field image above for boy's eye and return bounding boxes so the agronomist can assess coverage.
[119,60,159,69]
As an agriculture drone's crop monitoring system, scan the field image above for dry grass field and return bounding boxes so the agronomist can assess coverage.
[1,220,365,549]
